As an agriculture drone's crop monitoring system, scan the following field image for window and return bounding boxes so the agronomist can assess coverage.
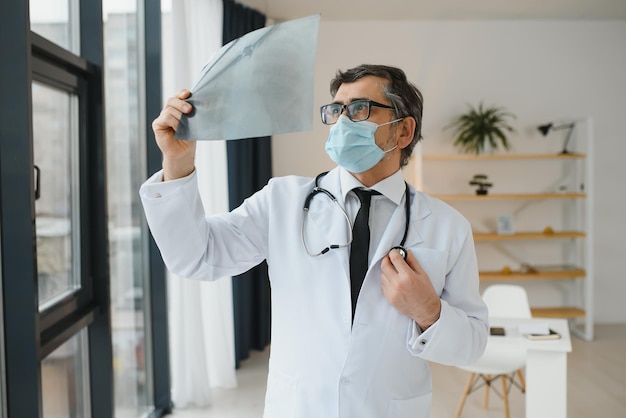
[32,81,82,311]
[103,1,157,415]
[30,0,80,54]
[41,330,90,417]
[30,31,100,418]
[1,1,169,416]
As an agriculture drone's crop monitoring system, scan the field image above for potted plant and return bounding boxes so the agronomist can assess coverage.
[445,102,516,154]
[469,174,492,195]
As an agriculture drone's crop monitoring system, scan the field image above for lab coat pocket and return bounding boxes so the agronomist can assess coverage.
[264,370,298,417]
[386,392,431,418]
[410,248,448,295]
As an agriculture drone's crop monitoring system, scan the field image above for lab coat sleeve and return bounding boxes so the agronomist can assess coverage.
[406,223,489,366]
[139,169,268,280]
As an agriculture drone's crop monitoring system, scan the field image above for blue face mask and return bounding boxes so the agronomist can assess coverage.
[325,115,401,173]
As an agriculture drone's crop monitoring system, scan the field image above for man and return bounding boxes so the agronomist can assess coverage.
[140,64,488,418]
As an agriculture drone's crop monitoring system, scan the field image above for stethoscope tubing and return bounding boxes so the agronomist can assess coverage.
[302,172,410,258]
[302,185,353,256]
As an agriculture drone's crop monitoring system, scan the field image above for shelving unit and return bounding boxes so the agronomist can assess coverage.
[479,269,587,281]
[417,121,594,340]
[431,192,586,201]
[473,231,586,241]
[423,153,587,161]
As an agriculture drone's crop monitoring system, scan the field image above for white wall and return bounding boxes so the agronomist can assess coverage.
[272,20,626,323]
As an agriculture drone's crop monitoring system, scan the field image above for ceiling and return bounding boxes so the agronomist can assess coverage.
[237,0,626,21]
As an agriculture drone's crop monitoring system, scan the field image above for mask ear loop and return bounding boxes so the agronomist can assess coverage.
[379,118,405,153]
[378,117,404,128]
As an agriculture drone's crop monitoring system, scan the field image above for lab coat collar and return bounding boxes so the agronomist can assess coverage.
[335,166,432,223]
[338,167,405,205]
[331,167,432,263]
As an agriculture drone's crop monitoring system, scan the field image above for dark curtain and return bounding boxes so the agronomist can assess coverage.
[222,0,272,368]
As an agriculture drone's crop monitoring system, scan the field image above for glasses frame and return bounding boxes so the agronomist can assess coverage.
[320,99,395,125]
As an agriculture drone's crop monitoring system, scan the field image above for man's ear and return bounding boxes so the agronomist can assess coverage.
[397,117,416,149]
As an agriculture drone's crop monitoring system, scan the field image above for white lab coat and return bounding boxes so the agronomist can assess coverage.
[140,166,488,418]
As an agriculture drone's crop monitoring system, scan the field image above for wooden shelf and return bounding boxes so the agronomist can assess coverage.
[531,307,586,319]
[480,268,586,280]
[432,193,586,201]
[474,231,586,241]
[421,141,594,340]
[423,153,586,161]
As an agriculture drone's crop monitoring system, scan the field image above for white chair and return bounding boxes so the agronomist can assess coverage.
[454,284,531,418]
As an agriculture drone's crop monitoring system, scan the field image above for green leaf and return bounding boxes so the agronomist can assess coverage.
[445,102,516,154]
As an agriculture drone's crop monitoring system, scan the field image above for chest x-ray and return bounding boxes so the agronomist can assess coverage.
[175,14,320,141]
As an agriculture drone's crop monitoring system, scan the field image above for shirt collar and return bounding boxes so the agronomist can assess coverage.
[339,167,406,206]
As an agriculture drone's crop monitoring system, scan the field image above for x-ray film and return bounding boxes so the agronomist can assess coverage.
[175,14,320,141]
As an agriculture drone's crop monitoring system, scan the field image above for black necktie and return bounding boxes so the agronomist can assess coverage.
[350,188,379,323]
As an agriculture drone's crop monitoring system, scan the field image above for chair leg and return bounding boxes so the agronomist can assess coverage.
[483,374,491,408]
[454,373,475,418]
[516,369,526,392]
[501,375,510,418]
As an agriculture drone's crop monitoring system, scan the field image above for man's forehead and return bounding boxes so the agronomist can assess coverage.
[333,76,388,100]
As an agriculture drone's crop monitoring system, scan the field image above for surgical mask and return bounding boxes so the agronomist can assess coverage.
[325,115,402,173]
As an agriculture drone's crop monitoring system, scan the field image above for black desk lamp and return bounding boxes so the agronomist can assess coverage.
[538,122,576,154]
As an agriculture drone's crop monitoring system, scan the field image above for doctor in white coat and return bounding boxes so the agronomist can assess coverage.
[140,64,488,418]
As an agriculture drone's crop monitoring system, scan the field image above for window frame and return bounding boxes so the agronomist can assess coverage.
[31,33,98,358]
[0,0,170,416]
[0,0,112,416]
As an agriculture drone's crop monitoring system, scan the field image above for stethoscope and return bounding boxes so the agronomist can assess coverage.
[301,172,411,259]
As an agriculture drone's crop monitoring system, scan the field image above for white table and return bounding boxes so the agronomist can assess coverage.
[489,317,572,418]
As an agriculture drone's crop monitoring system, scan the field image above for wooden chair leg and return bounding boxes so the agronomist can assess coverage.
[454,373,475,418]
[516,369,526,392]
[483,374,491,408]
[501,375,510,418]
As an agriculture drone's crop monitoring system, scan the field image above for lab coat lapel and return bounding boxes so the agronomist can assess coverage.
[371,186,428,266]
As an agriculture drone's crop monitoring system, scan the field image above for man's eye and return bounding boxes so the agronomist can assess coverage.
[351,102,367,115]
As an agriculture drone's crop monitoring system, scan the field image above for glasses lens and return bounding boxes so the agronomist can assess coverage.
[321,104,343,125]
[346,100,370,122]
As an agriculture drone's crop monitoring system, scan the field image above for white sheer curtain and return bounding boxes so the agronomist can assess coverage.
[162,0,237,409]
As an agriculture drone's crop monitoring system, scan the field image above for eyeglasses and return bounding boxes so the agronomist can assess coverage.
[320,99,395,125]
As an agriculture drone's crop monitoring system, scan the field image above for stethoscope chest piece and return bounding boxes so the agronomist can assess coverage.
[390,246,407,260]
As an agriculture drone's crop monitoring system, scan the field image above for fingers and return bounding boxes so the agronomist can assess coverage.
[176,88,192,100]
[386,248,424,275]
[166,92,193,114]
[403,249,424,274]
[380,249,429,296]
[380,254,395,276]
[152,107,182,133]
[152,90,194,134]
[380,248,441,328]
[380,250,408,277]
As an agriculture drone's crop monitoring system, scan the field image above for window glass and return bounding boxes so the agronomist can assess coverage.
[32,82,81,311]
[30,0,80,53]
[41,330,90,418]
[103,1,153,415]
